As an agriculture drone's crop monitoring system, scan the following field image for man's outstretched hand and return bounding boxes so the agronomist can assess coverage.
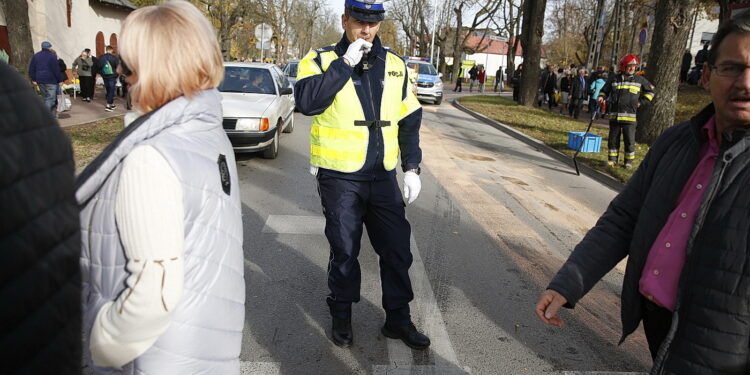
[535,289,568,327]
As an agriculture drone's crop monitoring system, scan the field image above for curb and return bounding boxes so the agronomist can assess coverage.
[452,98,625,192]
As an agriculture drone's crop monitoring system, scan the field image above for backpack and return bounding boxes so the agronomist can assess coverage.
[101,60,114,75]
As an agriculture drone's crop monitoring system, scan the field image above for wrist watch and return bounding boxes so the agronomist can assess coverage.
[405,167,421,175]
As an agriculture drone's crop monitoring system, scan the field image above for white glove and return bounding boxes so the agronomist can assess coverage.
[342,39,373,66]
[309,165,319,176]
[403,171,421,204]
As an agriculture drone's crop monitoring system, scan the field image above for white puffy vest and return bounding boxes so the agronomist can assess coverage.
[77,90,245,374]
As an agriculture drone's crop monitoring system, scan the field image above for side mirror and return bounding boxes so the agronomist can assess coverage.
[438,72,443,78]
[279,87,293,95]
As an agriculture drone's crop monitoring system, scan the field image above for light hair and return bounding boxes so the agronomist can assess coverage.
[119,0,223,112]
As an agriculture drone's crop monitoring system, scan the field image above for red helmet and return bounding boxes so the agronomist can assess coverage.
[619,54,640,72]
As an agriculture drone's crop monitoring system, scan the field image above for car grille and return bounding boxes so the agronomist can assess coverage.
[223,119,237,130]
[417,82,434,88]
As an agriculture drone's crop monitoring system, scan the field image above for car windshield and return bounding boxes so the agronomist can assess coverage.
[219,67,275,94]
[408,62,437,76]
[286,63,298,77]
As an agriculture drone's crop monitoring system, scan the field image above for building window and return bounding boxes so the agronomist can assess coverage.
[109,34,118,54]
[96,32,104,57]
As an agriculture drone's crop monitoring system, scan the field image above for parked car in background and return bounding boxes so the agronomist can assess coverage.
[283,59,300,86]
[406,59,443,105]
[219,62,295,159]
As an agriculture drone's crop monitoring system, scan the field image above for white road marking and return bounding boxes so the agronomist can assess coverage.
[373,365,472,374]
[562,372,647,375]
[262,215,326,234]
[240,361,281,374]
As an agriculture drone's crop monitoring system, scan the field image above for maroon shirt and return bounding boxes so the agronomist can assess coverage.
[639,116,720,311]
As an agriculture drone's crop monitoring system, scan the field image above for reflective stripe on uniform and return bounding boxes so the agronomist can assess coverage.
[643,92,654,101]
[624,152,636,160]
[608,150,619,157]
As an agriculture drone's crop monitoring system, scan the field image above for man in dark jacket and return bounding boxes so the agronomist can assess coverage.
[468,65,478,92]
[97,45,120,111]
[536,12,750,374]
[28,41,63,114]
[569,68,588,118]
[681,50,693,83]
[0,61,81,374]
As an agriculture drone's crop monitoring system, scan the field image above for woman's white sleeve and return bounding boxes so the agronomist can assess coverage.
[89,145,185,368]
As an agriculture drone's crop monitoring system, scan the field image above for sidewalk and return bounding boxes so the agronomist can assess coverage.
[57,85,128,128]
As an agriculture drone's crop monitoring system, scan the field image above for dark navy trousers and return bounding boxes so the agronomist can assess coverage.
[317,173,414,325]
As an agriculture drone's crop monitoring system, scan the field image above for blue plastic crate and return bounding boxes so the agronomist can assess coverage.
[567,131,602,153]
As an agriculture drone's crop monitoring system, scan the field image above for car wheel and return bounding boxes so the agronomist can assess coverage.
[262,127,279,159]
[434,96,442,105]
[283,114,294,133]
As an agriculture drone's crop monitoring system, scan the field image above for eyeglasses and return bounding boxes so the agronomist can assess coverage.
[710,63,750,78]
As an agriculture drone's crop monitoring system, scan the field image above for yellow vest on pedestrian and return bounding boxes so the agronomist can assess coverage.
[297,47,420,173]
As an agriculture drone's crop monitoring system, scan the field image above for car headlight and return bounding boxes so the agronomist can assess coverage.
[434,81,443,87]
[236,118,269,131]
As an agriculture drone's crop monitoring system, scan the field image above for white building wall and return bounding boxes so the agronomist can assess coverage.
[25,0,130,67]
[464,53,525,78]
[686,14,719,62]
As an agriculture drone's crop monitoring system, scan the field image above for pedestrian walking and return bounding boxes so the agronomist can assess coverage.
[478,65,486,93]
[73,50,95,101]
[569,69,588,118]
[468,64,478,92]
[681,49,692,84]
[77,2,245,373]
[494,66,504,92]
[536,12,750,373]
[538,65,557,109]
[1,60,81,375]
[558,70,571,115]
[454,67,464,92]
[28,41,63,116]
[96,45,120,111]
[589,72,607,118]
[295,0,430,350]
[597,54,655,168]
[511,64,522,101]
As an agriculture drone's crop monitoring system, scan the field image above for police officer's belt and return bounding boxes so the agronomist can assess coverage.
[354,120,391,128]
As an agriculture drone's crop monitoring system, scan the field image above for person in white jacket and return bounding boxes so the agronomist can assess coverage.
[77,1,245,373]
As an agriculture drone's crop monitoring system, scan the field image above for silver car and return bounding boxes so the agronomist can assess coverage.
[219,62,295,158]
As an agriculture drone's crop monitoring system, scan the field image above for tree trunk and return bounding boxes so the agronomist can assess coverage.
[636,0,699,144]
[2,0,34,75]
[518,0,546,106]
[451,4,464,84]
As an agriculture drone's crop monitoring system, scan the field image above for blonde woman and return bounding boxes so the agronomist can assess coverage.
[76,1,245,373]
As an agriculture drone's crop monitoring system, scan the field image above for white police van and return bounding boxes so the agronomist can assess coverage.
[405,58,444,105]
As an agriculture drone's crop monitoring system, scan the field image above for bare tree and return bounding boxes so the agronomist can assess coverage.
[191,0,254,60]
[489,0,524,76]
[637,0,701,144]
[1,0,34,74]
[518,0,547,106]
[449,0,503,83]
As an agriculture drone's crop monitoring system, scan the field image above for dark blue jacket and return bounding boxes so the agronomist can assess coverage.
[295,34,422,181]
[28,49,62,84]
[97,53,120,78]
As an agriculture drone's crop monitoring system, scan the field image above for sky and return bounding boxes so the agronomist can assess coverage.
[327,0,345,18]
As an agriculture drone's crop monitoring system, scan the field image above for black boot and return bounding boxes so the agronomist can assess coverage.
[331,317,353,347]
[381,322,430,350]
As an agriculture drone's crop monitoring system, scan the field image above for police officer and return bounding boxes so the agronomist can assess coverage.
[294,0,430,350]
[597,54,655,169]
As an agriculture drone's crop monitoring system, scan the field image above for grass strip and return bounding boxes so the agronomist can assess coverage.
[63,116,123,171]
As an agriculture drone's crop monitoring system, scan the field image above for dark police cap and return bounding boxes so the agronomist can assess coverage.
[345,0,386,22]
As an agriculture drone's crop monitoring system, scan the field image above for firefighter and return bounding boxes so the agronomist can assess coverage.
[294,0,429,350]
[597,54,655,169]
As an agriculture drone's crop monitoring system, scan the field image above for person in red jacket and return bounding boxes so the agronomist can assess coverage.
[477,66,486,93]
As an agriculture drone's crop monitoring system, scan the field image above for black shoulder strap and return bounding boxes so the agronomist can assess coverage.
[313,46,337,72]
[75,108,159,193]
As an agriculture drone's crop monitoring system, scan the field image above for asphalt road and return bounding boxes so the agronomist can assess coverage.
[236,91,651,374]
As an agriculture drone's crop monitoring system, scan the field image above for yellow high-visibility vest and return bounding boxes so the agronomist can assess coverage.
[297,46,420,173]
